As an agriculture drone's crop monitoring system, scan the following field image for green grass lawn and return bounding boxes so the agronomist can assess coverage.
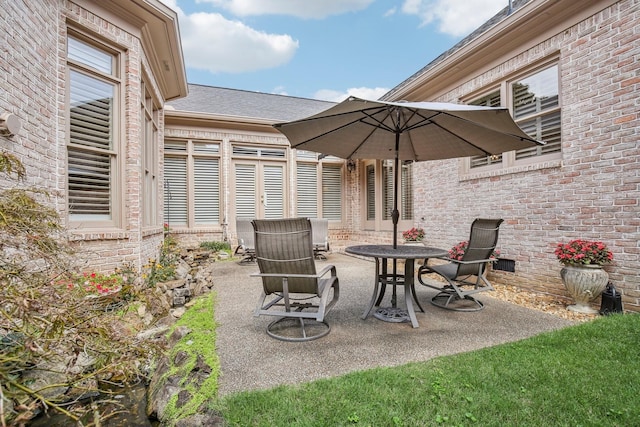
[217,313,639,426]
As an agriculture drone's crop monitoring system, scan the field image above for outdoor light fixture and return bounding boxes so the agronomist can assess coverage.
[346,158,356,173]
[0,112,21,137]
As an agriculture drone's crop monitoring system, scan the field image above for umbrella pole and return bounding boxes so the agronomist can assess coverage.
[392,131,400,249]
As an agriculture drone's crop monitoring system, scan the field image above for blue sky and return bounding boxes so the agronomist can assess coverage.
[161,0,511,101]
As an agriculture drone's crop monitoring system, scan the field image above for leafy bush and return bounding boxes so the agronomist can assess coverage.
[200,241,231,252]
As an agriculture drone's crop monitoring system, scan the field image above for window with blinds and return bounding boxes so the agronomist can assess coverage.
[366,164,375,221]
[164,139,221,227]
[194,158,220,224]
[296,163,318,218]
[164,156,188,226]
[401,162,413,221]
[234,164,257,219]
[67,36,118,222]
[466,62,561,172]
[263,165,284,219]
[322,164,342,221]
[512,65,561,159]
[381,160,413,221]
[469,91,503,168]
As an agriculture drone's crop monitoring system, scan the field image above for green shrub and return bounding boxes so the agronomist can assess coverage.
[200,241,231,252]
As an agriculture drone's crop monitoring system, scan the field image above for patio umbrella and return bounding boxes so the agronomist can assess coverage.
[273,96,544,248]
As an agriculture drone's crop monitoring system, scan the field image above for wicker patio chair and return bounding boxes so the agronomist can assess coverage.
[251,218,340,341]
[310,218,330,260]
[417,218,504,311]
[233,217,256,264]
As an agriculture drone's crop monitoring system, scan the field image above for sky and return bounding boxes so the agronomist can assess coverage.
[160,0,512,102]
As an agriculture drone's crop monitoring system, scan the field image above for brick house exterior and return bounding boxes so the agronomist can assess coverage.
[381,0,639,311]
[0,0,187,272]
[2,0,638,311]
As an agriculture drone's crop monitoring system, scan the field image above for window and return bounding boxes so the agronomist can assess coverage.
[469,91,503,168]
[365,160,413,228]
[512,65,561,159]
[164,140,220,228]
[295,151,343,221]
[382,160,413,221]
[468,62,561,170]
[66,35,119,224]
[141,81,159,227]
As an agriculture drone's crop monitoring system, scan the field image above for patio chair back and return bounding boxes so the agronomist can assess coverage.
[253,218,318,295]
[457,218,504,276]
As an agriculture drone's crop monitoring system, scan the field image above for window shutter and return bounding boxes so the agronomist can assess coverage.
[69,71,114,151]
[366,164,375,220]
[235,164,256,219]
[401,162,413,221]
[469,91,502,168]
[68,37,112,74]
[263,165,284,219]
[322,164,342,221]
[68,147,111,219]
[297,163,318,218]
[382,160,394,220]
[68,70,115,219]
[194,158,220,225]
[164,157,187,226]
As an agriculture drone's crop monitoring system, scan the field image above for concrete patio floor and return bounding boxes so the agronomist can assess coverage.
[212,252,576,397]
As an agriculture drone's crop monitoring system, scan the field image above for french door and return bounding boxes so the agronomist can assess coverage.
[233,161,286,220]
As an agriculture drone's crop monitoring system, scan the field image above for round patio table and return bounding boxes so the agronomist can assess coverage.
[345,245,448,328]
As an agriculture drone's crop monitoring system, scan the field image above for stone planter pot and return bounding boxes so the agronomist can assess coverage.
[560,264,608,314]
[403,240,425,246]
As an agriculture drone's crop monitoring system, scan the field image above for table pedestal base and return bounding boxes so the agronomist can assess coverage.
[373,307,410,323]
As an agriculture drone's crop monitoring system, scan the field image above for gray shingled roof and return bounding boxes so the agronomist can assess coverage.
[166,84,335,122]
[382,0,532,100]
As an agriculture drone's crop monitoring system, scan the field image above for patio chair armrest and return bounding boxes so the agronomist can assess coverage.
[316,264,337,278]
[449,258,495,265]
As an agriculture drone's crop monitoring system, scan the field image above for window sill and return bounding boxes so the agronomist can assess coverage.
[460,158,562,181]
[68,229,129,241]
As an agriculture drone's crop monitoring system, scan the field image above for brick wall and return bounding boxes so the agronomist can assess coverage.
[1,0,165,274]
[411,0,639,311]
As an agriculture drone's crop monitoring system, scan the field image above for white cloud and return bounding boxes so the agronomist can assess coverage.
[271,86,289,95]
[197,0,374,19]
[313,87,390,103]
[401,0,507,37]
[162,0,298,73]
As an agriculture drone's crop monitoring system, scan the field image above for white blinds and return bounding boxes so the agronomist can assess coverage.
[470,91,502,168]
[322,164,342,221]
[164,157,188,225]
[67,36,112,74]
[401,162,413,221]
[382,160,393,220]
[235,164,257,219]
[68,70,115,219]
[263,165,284,219]
[296,163,318,218]
[366,164,375,220]
[194,158,220,224]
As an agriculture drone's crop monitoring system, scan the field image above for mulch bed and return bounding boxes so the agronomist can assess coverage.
[491,283,599,322]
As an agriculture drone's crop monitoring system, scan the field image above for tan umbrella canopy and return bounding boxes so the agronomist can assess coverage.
[274,96,544,247]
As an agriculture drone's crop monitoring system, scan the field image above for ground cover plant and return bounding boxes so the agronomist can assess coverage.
[218,313,639,426]
[0,152,168,425]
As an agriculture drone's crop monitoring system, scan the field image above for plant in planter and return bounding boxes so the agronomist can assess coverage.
[402,227,425,243]
[554,239,613,314]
